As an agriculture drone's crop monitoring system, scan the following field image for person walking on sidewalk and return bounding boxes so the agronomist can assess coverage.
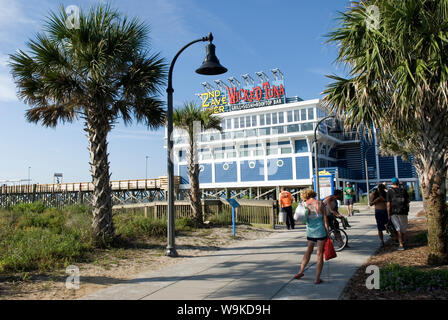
[280,187,295,230]
[344,182,355,216]
[294,188,329,284]
[370,183,388,247]
[387,178,410,251]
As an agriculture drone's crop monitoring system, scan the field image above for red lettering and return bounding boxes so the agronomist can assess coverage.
[226,86,238,104]
[254,87,262,100]
[239,89,245,101]
[273,85,280,98]
[262,82,270,99]
[278,84,285,96]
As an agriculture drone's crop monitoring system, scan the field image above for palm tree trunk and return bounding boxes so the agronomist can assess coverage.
[419,160,448,265]
[85,112,115,247]
[417,112,448,265]
[188,134,203,225]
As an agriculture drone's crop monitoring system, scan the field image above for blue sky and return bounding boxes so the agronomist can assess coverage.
[0,0,352,184]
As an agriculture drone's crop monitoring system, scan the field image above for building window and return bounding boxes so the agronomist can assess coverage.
[234,118,239,129]
[259,114,265,126]
[301,123,313,131]
[301,109,307,121]
[246,129,257,137]
[266,148,279,155]
[252,115,257,126]
[308,108,314,120]
[287,110,293,122]
[240,117,245,128]
[266,113,272,125]
[239,150,249,157]
[278,112,284,123]
[272,112,278,124]
[259,127,271,136]
[214,151,224,159]
[272,125,285,134]
[226,151,237,158]
[294,110,299,122]
[287,124,300,133]
[281,147,292,154]
[226,119,232,130]
[246,116,251,127]
[221,120,226,130]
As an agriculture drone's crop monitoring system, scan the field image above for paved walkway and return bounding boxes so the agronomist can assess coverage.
[81,202,423,300]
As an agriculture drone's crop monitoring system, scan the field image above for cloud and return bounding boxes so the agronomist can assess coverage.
[0,54,17,102]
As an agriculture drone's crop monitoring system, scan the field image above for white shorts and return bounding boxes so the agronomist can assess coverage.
[391,215,408,233]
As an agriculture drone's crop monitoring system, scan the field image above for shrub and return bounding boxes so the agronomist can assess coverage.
[380,263,448,292]
[12,201,45,214]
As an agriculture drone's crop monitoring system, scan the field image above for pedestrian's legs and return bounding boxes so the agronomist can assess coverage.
[286,206,294,229]
[378,231,384,243]
[298,241,314,274]
[315,240,325,284]
[398,231,404,247]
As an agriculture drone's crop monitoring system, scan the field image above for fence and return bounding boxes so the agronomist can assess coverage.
[112,199,280,228]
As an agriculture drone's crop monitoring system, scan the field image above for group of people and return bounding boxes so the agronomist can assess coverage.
[370,177,410,250]
[278,177,410,285]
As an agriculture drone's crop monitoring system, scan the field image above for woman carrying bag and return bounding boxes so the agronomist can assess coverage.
[293,188,330,284]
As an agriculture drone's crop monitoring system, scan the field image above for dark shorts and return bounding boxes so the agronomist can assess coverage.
[307,236,327,243]
[375,209,389,231]
[327,215,340,230]
[345,198,353,205]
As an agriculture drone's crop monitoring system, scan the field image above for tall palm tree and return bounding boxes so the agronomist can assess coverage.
[9,4,167,247]
[323,0,448,264]
[173,102,222,225]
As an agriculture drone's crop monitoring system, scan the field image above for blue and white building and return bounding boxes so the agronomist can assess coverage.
[171,69,420,200]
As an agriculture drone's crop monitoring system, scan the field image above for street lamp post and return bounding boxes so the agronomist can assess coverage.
[313,115,341,200]
[145,156,149,180]
[364,144,377,204]
[28,166,31,185]
[166,32,227,257]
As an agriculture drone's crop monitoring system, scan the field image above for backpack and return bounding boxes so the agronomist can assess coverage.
[388,188,409,215]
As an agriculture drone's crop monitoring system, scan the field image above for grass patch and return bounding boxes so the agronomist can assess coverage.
[380,263,448,292]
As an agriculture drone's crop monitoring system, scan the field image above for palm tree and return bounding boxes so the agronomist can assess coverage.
[323,0,448,264]
[9,4,167,247]
[173,102,222,225]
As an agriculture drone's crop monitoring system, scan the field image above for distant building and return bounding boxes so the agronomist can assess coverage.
[170,69,420,200]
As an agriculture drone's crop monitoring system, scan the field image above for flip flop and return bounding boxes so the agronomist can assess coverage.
[293,273,304,280]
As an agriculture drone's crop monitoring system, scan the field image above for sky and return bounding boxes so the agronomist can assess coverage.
[0,0,353,184]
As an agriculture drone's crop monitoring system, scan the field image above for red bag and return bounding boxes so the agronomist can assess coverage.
[324,237,337,261]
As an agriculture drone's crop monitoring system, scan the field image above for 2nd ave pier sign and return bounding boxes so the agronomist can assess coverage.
[198,70,286,114]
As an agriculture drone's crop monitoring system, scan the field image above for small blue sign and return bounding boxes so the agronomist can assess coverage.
[226,198,240,209]
[226,198,240,236]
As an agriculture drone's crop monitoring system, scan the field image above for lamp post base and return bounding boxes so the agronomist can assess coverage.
[166,248,178,257]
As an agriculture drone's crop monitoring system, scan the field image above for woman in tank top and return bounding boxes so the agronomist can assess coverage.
[293,188,329,284]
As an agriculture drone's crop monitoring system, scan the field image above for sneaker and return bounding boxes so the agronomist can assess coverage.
[397,246,405,251]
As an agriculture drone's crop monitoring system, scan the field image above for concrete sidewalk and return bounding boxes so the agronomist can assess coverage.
[81,202,423,300]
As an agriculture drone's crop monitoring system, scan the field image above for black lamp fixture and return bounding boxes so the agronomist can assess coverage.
[196,33,227,75]
[166,32,227,257]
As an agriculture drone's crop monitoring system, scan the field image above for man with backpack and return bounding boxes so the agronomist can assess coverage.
[386,178,410,251]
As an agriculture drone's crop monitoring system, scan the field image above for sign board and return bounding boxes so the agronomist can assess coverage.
[225,198,240,236]
[313,171,335,200]
[225,198,240,209]
[197,70,286,114]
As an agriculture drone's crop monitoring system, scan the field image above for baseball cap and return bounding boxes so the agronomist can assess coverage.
[391,177,399,184]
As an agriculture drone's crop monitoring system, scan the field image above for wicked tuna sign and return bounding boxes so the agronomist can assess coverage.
[226,82,285,112]
[199,72,286,113]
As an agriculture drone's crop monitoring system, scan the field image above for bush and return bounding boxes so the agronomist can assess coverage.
[0,205,94,273]
[380,263,448,292]
[12,201,45,214]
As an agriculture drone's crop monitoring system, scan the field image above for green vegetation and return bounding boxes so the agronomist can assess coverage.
[380,263,448,292]
[0,203,204,274]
